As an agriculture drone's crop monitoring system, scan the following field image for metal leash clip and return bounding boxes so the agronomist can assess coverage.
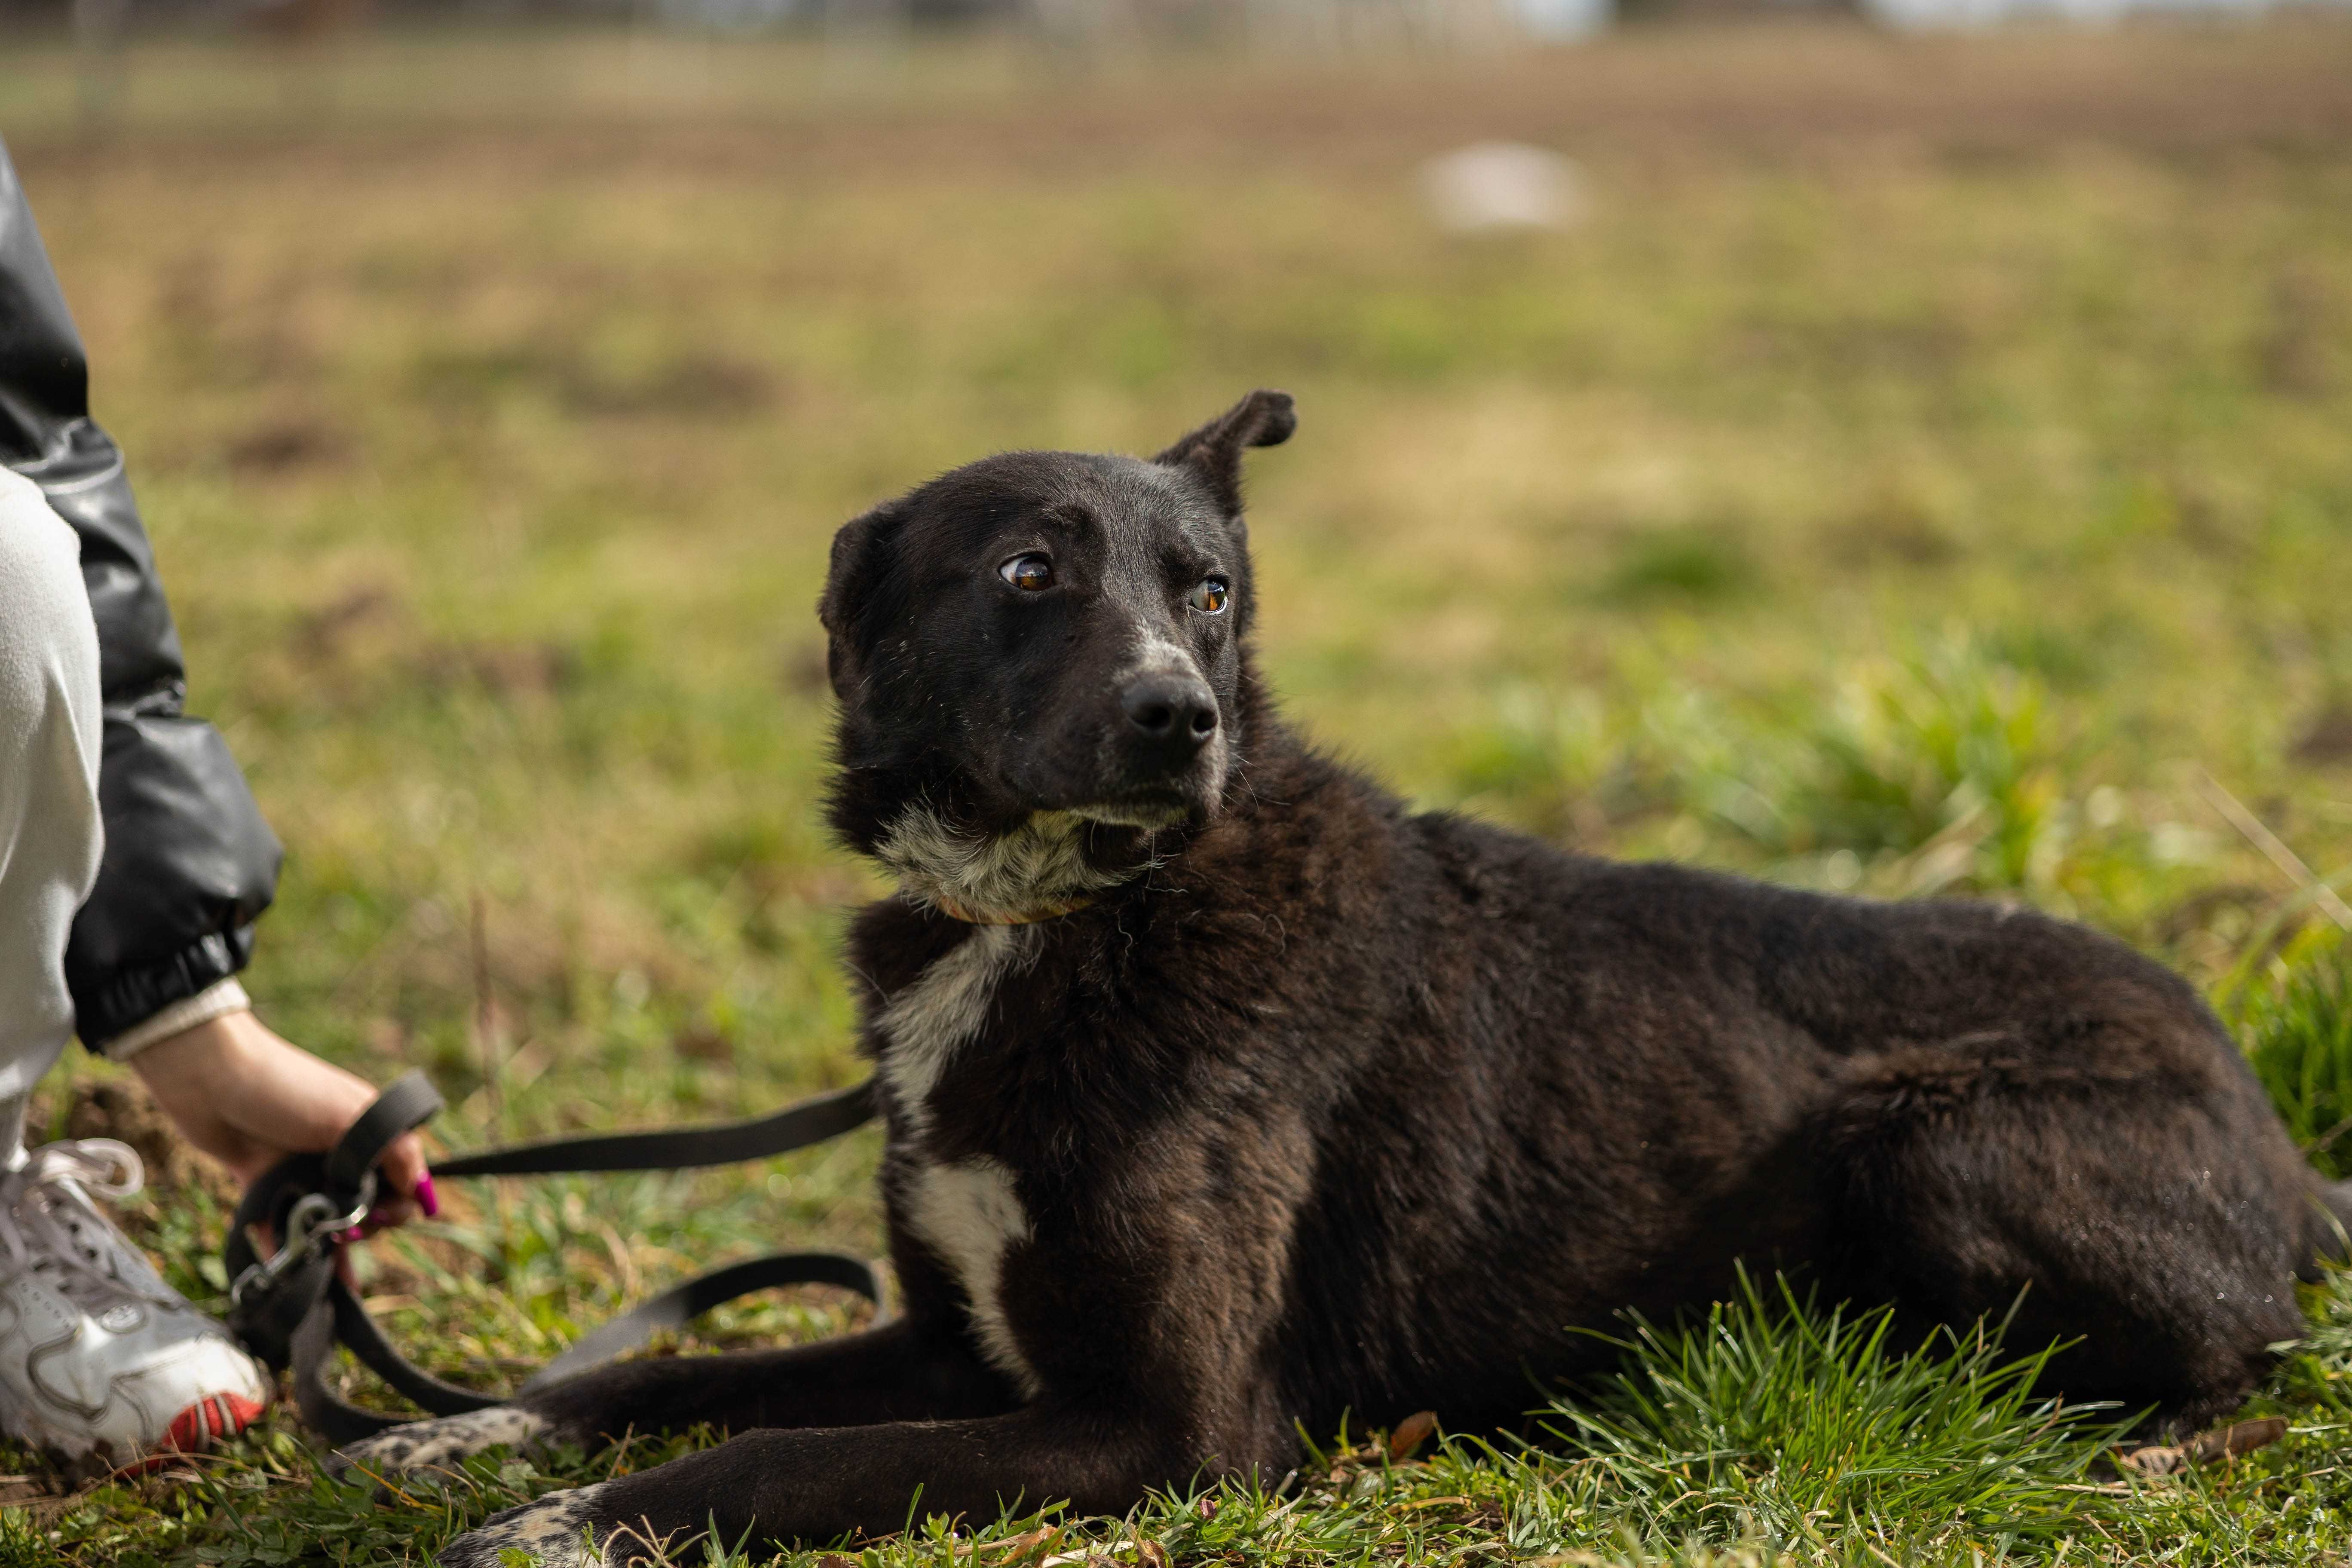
[229,1172,376,1312]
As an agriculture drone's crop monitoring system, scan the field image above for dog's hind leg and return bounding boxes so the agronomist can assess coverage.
[1819,1044,2310,1435]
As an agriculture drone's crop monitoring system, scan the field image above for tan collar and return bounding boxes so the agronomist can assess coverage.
[931,893,1098,925]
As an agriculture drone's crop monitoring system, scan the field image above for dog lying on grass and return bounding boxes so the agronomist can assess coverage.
[348,391,2348,1568]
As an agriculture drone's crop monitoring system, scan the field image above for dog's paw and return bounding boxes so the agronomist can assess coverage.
[437,1483,612,1568]
[332,1406,548,1479]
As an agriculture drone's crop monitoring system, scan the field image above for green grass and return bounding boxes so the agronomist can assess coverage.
[2245,937,2352,1182]
[28,1261,2352,1568]
[1532,1272,2131,1552]
[3,15,2352,1565]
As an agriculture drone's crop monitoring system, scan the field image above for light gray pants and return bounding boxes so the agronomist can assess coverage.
[0,468,105,1168]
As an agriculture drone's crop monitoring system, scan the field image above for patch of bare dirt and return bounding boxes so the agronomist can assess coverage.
[227,417,355,477]
[20,1078,239,1250]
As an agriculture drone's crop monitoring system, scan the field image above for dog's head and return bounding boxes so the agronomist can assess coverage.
[820,390,1295,920]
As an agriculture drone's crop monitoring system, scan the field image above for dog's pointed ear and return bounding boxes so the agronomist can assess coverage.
[818,499,905,701]
[1153,389,1296,517]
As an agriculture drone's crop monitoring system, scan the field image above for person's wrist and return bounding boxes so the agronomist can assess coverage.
[101,980,254,1064]
[128,1008,260,1091]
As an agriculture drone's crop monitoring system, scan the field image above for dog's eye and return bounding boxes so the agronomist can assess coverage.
[1188,577,1229,615]
[999,554,1054,592]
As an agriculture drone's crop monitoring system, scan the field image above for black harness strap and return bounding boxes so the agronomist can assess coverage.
[225,1071,883,1449]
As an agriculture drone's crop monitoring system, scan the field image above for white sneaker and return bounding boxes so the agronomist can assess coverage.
[0,1138,270,1481]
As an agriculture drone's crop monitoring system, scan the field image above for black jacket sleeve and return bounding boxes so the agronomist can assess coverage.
[0,138,282,1047]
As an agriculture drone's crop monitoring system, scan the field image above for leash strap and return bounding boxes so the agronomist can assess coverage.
[225,1071,884,1449]
[430,1080,876,1176]
[519,1251,886,1392]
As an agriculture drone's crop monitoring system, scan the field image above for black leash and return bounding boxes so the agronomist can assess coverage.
[223,1072,883,1447]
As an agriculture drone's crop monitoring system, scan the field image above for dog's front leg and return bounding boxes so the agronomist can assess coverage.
[436,1404,1259,1568]
[336,1316,1013,1479]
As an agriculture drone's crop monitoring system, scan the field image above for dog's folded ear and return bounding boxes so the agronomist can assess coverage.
[818,499,906,701]
[1153,389,1296,518]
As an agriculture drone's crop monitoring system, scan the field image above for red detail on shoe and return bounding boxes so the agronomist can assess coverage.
[126,1389,268,1471]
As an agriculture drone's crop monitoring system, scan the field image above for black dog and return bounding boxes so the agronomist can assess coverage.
[353,392,2345,1568]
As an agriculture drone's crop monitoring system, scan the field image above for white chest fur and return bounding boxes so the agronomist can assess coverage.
[877,924,1027,1139]
[877,923,1044,1396]
[904,1157,1039,1395]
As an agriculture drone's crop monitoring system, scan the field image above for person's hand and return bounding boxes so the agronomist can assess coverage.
[129,1009,435,1235]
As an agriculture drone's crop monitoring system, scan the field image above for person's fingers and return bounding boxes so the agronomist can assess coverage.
[377,1130,431,1202]
[354,1131,434,1232]
[358,1195,419,1234]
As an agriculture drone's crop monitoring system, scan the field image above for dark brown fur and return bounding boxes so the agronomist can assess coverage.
[408,393,2340,1567]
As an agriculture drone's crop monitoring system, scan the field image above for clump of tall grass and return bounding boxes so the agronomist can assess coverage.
[1438,635,2124,903]
[1791,639,2066,891]
[2242,936,2352,1180]
[1600,527,1762,606]
[1441,681,1620,840]
[1519,1271,2127,1556]
[1638,632,2094,899]
[2277,1255,2352,1415]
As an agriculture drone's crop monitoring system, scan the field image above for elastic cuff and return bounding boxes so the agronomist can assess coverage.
[70,921,261,1046]
[98,978,252,1063]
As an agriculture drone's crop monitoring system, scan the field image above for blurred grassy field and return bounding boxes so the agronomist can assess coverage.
[5,18,2352,1565]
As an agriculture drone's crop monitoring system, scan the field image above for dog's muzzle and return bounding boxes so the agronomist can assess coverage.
[1118,669,1219,770]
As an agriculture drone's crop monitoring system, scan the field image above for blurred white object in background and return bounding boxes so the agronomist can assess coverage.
[1422,143,1587,235]
[1508,0,1613,38]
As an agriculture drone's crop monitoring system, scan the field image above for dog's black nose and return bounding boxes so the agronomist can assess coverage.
[1120,674,1219,750]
